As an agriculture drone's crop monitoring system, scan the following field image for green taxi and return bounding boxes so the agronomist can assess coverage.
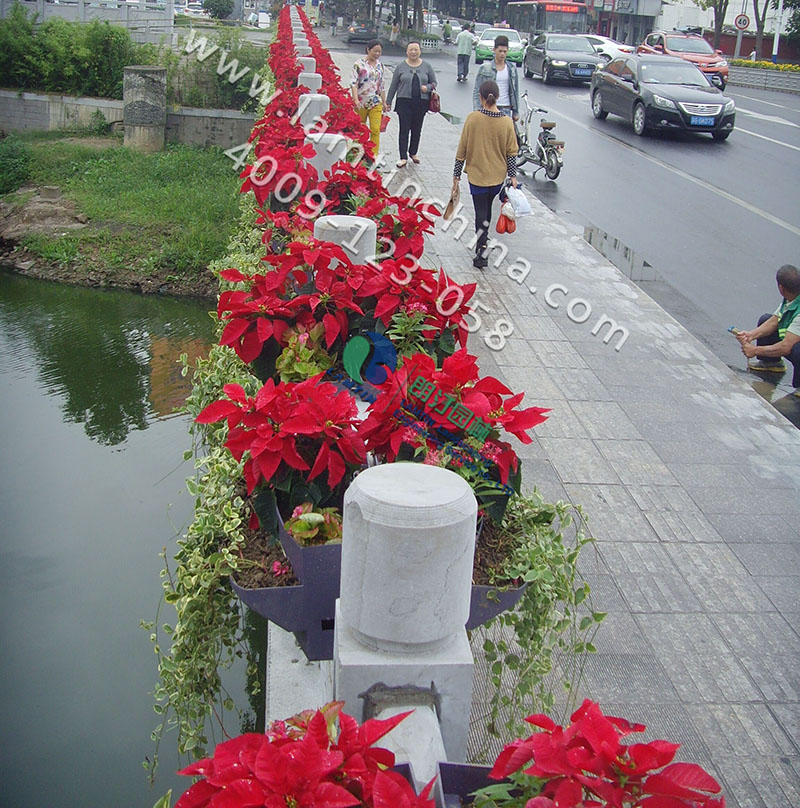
[474,27,526,66]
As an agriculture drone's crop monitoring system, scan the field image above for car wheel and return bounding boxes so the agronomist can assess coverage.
[592,90,608,120]
[542,63,552,84]
[712,131,730,141]
[524,64,533,78]
[632,102,647,136]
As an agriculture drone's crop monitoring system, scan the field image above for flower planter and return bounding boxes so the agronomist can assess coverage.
[438,762,498,806]
[230,577,306,634]
[466,581,528,630]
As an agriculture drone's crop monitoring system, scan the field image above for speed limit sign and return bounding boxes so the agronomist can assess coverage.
[735,14,750,30]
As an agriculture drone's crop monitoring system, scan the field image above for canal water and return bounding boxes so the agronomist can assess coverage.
[0,272,251,807]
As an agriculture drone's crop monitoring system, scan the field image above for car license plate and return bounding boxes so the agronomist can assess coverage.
[574,68,593,76]
[690,115,715,126]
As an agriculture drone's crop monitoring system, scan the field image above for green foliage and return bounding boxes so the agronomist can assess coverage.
[17,136,240,278]
[474,491,605,753]
[147,344,263,776]
[0,5,154,98]
[0,134,32,194]
[284,502,343,545]
[203,0,234,18]
[275,324,334,382]
[385,309,431,358]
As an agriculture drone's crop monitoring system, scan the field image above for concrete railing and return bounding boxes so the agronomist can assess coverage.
[728,65,800,94]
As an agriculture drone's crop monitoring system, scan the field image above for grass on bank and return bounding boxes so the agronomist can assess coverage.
[8,132,242,282]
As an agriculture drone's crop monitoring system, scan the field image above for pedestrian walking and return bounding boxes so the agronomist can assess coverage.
[389,18,400,45]
[385,41,437,168]
[456,23,476,82]
[736,264,800,396]
[443,19,453,43]
[452,80,519,269]
[351,41,386,151]
[472,34,519,120]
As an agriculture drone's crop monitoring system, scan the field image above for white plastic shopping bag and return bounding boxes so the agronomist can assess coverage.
[506,186,533,217]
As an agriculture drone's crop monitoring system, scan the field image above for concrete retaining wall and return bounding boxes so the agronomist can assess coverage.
[728,66,800,94]
[0,90,256,148]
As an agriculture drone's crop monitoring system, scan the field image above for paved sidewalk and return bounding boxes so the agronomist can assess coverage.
[321,44,800,806]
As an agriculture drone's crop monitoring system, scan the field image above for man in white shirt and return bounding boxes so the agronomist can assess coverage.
[472,35,519,119]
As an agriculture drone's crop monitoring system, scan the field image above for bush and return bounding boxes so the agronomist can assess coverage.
[0,4,155,98]
[203,0,234,18]
[0,134,32,195]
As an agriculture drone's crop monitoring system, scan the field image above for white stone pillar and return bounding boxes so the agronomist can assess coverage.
[298,56,317,73]
[295,36,309,47]
[297,45,312,56]
[334,464,477,762]
[305,131,347,177]
[297,92,329,129]
[297,71,322,92]
[123,66,166,152]
[314,215,377,265]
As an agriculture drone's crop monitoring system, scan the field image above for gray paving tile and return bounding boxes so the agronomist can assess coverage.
[592,610,652,654]
[635,613,760,703]
[644,509,724,543]
[649,438,745,465]
[532,401,590,439]
[711,613,800,701]
[562,484,659,543]
[665,544,775,613]
[753,577,800,614]
[576,653,681,703]
[518,459,570,505]
[528,340,589,370]
[517,317,568,342]
[707,513,798,544]
[598,542,679,576]
[495,365,563,399]
[688,703,798,759]
[538,438,621,485]
[714,755,800,808]
[627,483,699,512]
[597,702,713,763]
[687,484,800,516]
[730,542,800,577]
[669,462,752,489]
[548,367,615,401]
[616,573,704,613]
[569,401,644,440]
[769,703,800,754]
[581,573,628,611]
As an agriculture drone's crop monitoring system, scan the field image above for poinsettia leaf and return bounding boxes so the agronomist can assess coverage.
[209,779,265,808]
[313,781,363,808]
[196,400,240,424]
[653,762,722,794]
[372,770,412,808]
[252,489,278,539]
[174,779,218,808]
[359,709,413,748]
[220,318,251,347]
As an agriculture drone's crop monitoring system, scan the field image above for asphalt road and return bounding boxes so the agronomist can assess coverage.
[332,37,800,378]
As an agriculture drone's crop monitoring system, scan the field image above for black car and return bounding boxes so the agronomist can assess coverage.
[590,54,735,140]
[345,19,378,43]
[523,34,604,84]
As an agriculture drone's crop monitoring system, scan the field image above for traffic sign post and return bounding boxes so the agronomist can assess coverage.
[733,14,749,59]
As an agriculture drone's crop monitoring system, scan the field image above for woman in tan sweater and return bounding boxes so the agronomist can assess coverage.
[452,80,518,269]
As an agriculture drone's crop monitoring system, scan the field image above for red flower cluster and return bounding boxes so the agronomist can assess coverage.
[489,700,725,807]
[175,706,435,808]
[196,379,366,494]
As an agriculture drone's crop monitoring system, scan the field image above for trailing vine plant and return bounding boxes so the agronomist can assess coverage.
[472,490,606,759]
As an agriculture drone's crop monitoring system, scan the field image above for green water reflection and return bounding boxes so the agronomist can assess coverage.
[0,272,262,807]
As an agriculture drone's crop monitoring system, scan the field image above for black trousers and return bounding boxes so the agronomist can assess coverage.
[395,98,429,159]
[470,184,503,257]
[756,313,800,386]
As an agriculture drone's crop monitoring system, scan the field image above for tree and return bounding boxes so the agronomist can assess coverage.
[692,0,732,48]
[786,0,800,47]
[202,0,234,19]
[749,0,772,57]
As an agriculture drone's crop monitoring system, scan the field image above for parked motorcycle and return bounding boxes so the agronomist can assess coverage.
[514,91,564,180]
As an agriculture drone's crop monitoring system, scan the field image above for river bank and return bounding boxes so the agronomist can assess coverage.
[0,132,242,301]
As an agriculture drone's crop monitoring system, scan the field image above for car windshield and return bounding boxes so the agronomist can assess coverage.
[482,29,522,43]
[665,36,714,54]
[640,63,710,86]
[547,36,595,53]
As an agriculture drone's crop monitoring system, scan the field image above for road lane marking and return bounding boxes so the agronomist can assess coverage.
[731,92,800,111]
[736,107,800,127]
[735,126,800,152]
[550,106,800,238]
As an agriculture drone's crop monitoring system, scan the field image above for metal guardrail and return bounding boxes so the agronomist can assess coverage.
[728,65,800,94]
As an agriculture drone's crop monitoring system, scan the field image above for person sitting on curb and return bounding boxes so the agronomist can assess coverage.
[472,35,519,120]
[736,264,800,396]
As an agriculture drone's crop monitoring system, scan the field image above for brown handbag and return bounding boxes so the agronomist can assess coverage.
[428,90,441,113]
